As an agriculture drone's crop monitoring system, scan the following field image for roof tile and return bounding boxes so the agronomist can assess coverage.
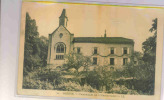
[73,37,134,44]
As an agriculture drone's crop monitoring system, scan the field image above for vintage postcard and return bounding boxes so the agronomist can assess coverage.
[17,1,164,100]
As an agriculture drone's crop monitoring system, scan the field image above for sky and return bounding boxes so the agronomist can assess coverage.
[21,2,163,52]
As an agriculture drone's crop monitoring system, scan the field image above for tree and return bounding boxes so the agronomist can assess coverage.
[23,12,48,76]
[139,18,157,94]
[38,36,48,67]
[23,12,40,75]
[133,51,143,62]
[149,18,157,35]
[64,52,91,72]
[114,18,157,94]
[142,18,157,81]
[142,18,157,65]
[83,66,114,91]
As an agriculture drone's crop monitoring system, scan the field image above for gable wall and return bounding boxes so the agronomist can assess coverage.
[48,26,73,66]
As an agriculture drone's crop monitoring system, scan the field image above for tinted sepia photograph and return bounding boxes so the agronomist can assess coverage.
[17,1,164,99]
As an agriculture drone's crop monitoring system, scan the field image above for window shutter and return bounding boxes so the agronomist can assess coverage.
[96,57,98,65]
[109,57,111,65]
[121,58,123,65]
[122,48,124,55]
[98,47,100,54]
[92,47,94,55]
[98,57,100,65]
[73,47,75,52]
[114,48,116,54]
[115,58,117,65]
[74,47,77,53]
[109,48,111,54]
[91,57,93,62]
[127,48,130,54]
[128,58,130,63]
[80,47,83,53]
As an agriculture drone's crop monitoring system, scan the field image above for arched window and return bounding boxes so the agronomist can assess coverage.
[56,43,65,53]
[55,42,66,60]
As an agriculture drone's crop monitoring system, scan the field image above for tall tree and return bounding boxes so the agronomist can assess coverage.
[141,18,157,94]
[142,18,157,65]
[23,12,41,76]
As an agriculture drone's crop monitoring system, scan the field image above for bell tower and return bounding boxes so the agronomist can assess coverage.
[59,9,68,27]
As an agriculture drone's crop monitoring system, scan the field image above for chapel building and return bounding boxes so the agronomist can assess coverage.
[47,9,134,69]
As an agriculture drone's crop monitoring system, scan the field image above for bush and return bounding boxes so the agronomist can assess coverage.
[23,77,54,90]
[56,81,98,92]
[84,68,114,91]
[109,84,139,95]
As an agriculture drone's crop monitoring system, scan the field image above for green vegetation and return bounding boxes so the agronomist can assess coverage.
[23,12,157,95]
[23,12,48,76]
[63,52,92,72]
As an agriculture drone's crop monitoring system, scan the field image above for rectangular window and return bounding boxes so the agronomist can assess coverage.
[123,47,127,54]
[123,58,128,65]
[93,57,97,65]
[111,47,114,54]
[77,47,81,54]
[110,58,114,65]
[56,55,64,60]
[94,47,98,54]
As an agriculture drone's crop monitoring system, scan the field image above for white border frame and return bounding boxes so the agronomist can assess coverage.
[1,0,164,100]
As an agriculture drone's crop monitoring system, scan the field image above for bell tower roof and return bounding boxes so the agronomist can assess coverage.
[59,9,67,18]
[59,9,68,27]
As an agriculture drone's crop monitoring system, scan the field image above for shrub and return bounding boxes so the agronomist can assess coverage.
[84,68,114,91]
[23,77,54,90]
[56,81,98,92]
[109,84,139,95]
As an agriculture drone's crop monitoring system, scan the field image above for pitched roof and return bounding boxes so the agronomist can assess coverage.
[59,9,67,18]
[73,37,134,44]
[51,25,72,35]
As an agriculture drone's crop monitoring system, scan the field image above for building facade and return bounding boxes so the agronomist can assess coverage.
[47,9,134,69]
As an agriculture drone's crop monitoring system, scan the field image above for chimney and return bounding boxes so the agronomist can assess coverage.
[104,30,107,37]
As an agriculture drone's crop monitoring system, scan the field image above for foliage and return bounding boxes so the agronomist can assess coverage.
[23,12,48,76]
[149,18,157,34]
[23,66,64,89]
[111,51,143,79]
[116,18,157,95]
[23,77,54,90]
[56,81,98,92]
[142,36,156,65]
[64,52,92,72]
[134,63,155,94]
[141,18,157,94]
[142,18,157,65]
[24,12,40,75]
[133,51,143,62]
[114,60,155,94]
[84,66,114,91]
[32,67,63,86]
[109,84,139,95]
[38,36,49,67]
[112,18,157,94]
[122,63,136,78]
